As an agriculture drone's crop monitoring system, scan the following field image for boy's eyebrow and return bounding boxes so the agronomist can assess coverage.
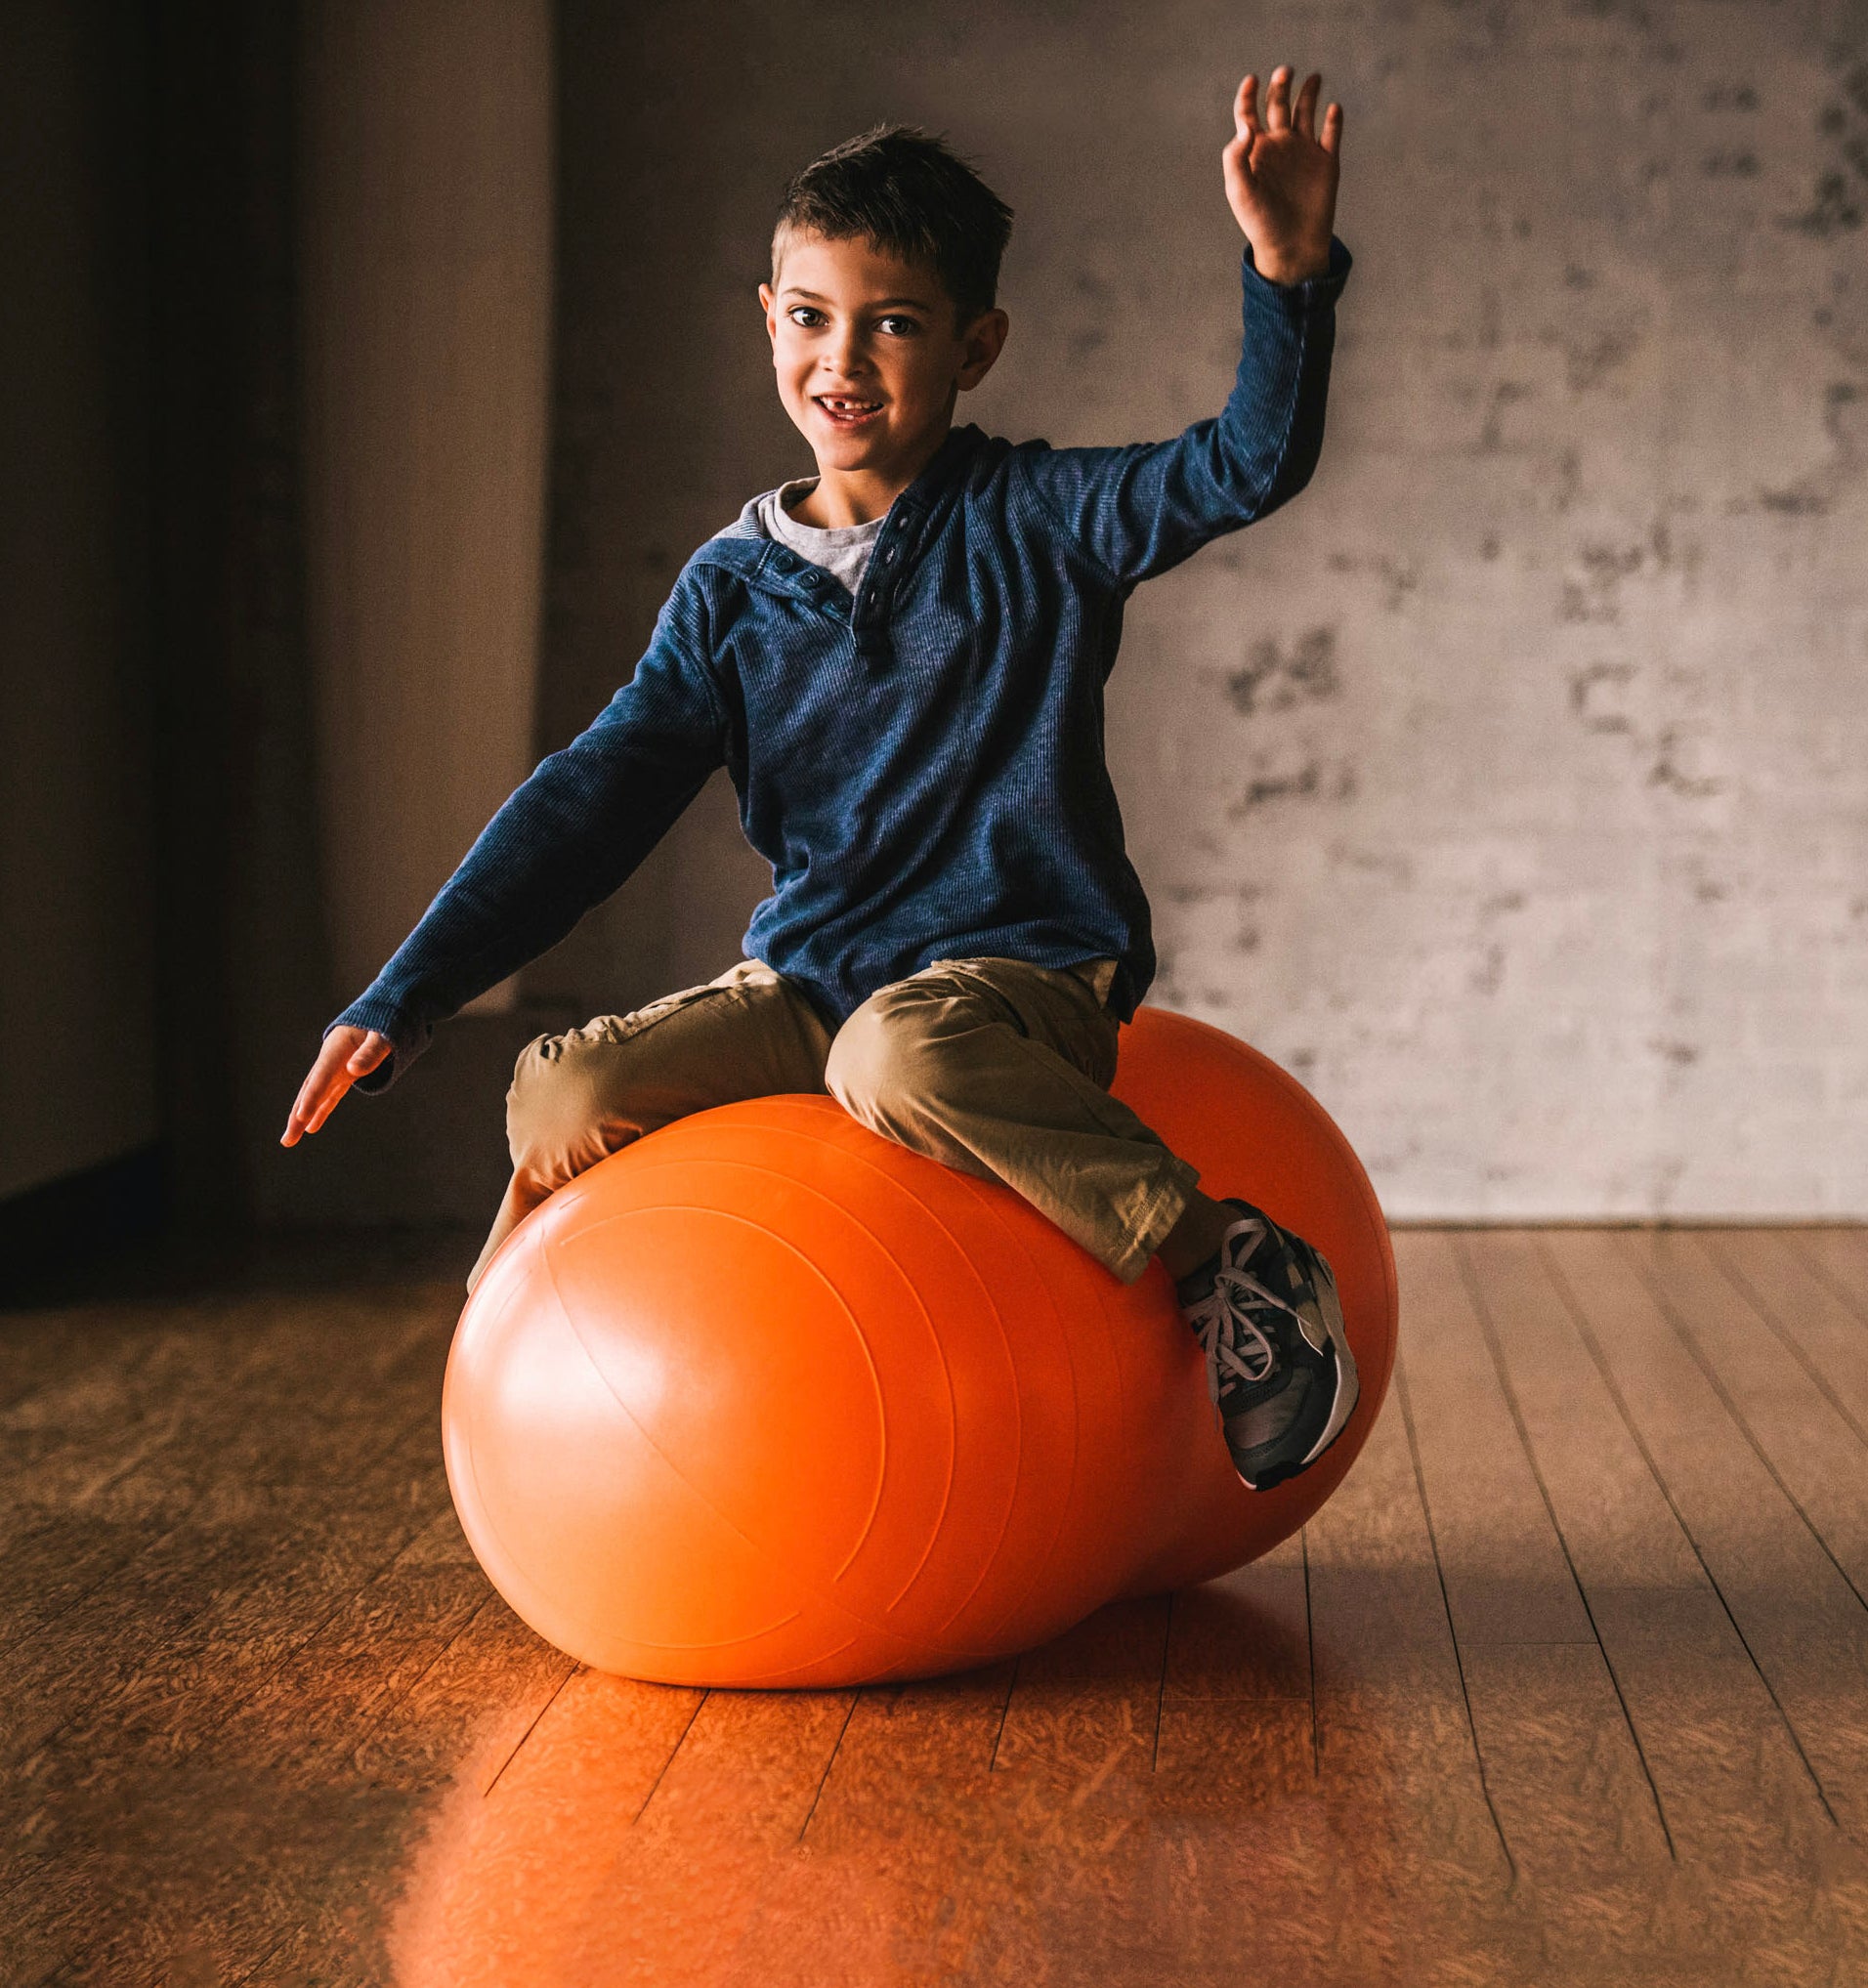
[780,286,935,308]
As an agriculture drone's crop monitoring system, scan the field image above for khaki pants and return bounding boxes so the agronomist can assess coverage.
[465,955,1202,1297]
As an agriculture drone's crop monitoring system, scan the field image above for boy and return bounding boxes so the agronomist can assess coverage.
[284,66,1358,1492]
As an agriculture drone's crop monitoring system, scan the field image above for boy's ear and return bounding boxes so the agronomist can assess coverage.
[757,281,778,346]
[955,307,1009,391]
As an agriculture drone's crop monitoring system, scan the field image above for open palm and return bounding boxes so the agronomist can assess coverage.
[1222,66,1341,285]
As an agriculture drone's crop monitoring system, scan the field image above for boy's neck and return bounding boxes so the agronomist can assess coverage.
[787,422,955,529]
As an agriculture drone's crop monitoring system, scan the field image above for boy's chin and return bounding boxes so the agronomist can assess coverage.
[803,415,948,476]
[809,421,891,459]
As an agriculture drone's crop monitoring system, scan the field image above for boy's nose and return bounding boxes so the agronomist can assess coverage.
[823,328,873,370]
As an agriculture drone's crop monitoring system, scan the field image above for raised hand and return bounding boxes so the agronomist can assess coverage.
[280,1025,394,1146]
[1221,65,1342,285]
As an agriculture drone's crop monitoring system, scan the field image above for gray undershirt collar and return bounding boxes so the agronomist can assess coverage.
[755,477,884,597]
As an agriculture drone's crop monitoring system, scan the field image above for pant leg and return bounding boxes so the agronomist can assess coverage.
[466,958,834,1294]
[824,955,1200,1286]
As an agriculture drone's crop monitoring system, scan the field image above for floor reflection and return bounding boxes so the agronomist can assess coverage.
[386,1601,1425,1988]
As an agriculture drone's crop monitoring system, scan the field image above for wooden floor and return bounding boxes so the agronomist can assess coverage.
[6,1226,1868,1986]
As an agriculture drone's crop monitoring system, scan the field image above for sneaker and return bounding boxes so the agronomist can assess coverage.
[1175,1197,1360,1490]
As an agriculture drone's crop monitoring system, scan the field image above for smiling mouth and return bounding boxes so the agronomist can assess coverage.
[815,396,884,423]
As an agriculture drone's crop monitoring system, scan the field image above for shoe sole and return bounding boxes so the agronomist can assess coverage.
[1294,1247,1360,1469]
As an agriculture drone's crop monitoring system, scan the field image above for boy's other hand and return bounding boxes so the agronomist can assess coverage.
[280,1026,393,1146]
[1222,65,1342,285]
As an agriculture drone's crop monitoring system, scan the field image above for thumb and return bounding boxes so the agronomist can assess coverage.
[347,1031,392,1072]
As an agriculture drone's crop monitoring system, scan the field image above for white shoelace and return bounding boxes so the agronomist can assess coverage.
[1182,1222,1308,1409]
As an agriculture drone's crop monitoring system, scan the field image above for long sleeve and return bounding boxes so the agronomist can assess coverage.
[1012,233,1352,591]
[323,590,728,1093]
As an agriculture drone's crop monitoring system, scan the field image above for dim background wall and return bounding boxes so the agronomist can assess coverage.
[0,5,157,1209]
[1,0,1862,1264]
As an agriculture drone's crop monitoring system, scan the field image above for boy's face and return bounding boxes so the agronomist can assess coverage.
[759,229,1006,489]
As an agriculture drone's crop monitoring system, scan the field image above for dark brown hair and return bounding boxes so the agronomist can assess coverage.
[772,123,1014,328]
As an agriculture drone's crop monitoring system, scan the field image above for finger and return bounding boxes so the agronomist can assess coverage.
[282,1079,333,1145]
[282,1060,325,1142]
[298,1071,339,1136]
[1235,72,1260,142]
[1265,63,1293,133]
[1321,100,1343,157]
[305,1069,352,1136]
[1295,71,1322,141]
[348,1030,391,1073]
[1222,139,1255,200]
[283,1033,367,1143]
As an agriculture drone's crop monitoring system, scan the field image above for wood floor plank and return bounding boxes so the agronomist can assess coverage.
[0,1301,82,1412]
[1457,1640,1675,1866]
[350,1596,577,1798]
[235,1599,582,1988]
[0,1306,282,1629]
[718,1665,1021,1985]
[1634,1230,1868,1599]
[1392,1230,1596,1648]
[1153,1695,1319,1812]
[1395,1230,1673,1902]
[1302,1348,1515,1905]
[1052,1351,1532,1988]
[378,1668,709,1988]
[773,1558,1298,1986]
[0,1297,161,1418]
[575,1688,861,1988]
[1460,1235,1701,1588]
[1164,1526,1309,1698]
[1799,1227,1868,1321]
[210,1503,494,1775]
[1154,1528,1313,1791]
[1549,1230,1868,1837]
[2,1391,448,1797]
[805,1663,1015,1841]
[1467,1230,1845,1885]
[757,1582,1310,1988]
[1714,1228,1868,1442]
[993,1590,1170,1755]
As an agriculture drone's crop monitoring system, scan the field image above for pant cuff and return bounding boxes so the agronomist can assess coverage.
[1102,1154,1202,1287]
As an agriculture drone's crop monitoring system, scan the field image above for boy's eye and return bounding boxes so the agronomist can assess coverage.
[784,308,921,334]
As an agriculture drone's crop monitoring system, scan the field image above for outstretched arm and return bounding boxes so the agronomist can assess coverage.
[1012,63,1350,591]
[282,591,728,1135]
